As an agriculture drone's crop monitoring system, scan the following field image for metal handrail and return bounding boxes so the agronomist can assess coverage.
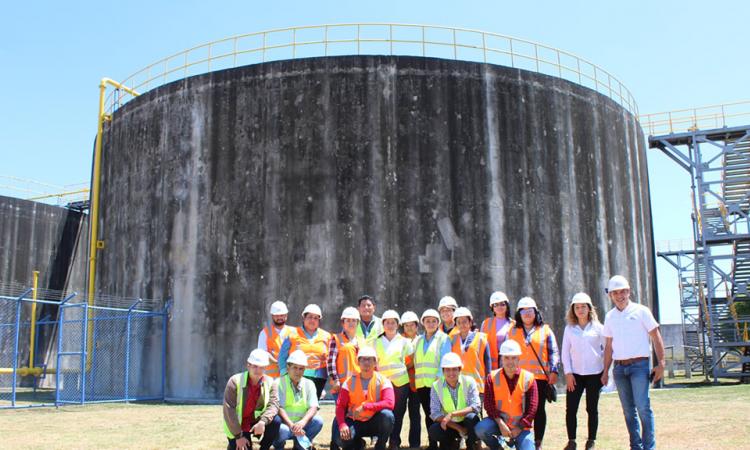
[103,23,639,116]
[639,99,750,136]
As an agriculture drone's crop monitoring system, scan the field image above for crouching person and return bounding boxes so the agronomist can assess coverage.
[475,341,537,450]
[428,352,481,450]
[333,346,395,450]
[274,350,324,450]
[223,349,282,450]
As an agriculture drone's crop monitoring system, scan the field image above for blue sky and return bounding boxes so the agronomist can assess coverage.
[2,0,749,323]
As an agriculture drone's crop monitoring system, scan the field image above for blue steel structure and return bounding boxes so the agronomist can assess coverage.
[651,125,750,381]
[0,286,169,408]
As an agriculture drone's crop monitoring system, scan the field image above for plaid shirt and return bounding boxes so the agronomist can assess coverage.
[327,335,340,382]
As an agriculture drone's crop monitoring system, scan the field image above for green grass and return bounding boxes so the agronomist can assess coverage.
[2,384,749,449]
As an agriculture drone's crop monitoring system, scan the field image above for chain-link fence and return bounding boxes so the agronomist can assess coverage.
[0,283,168,408]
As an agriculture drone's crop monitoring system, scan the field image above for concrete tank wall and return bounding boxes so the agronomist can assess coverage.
[98,56,654,400]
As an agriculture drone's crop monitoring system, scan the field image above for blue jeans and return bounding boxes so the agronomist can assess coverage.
[475,418,534,450]
[273,415,324,450]
[333,410,395,450]
[613,359,655,450]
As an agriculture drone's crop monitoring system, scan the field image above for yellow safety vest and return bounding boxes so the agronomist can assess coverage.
[223,372,271,438]
[278,374,311,422]
[375,335,410,387]
[414,331,447,389]
[432,375,472,423]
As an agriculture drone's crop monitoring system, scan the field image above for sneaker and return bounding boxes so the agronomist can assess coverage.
[584,441,595,450]
[563,440,576,450]
[459,437,467,450]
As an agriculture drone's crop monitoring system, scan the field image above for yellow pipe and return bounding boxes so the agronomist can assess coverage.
[0,367,44,376]
[87,78,139,370]
[29,271,39,371]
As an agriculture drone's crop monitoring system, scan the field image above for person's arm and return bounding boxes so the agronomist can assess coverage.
[429,386,444,421]
[327,336,340,386]
[459,378,481,416]
[601,337,613,386]
[258,329,268,352]
[546,327,560,384]
[222,376,242,438]
[278,337,291,376]
[363,385,394,412]
[482,338,492,375]
[561,327,572,375]
[518,378,538,430]
[649,326,666,383]
[335,387,350,428]
[439,335,453,359]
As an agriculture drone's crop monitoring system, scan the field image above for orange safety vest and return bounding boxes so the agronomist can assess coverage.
[346,372,387,422]
[491,368,535,431]
[441,323,460,338]
[334,332,360,382]
[451,331,489,393]
[263,323,291,378]
[480,317,514,371]
[288,327,331,370]
[404,335,418,392]
[507,325,551,380]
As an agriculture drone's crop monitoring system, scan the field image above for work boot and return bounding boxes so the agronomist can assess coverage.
[563,440,576,450]
[584,441,595,450]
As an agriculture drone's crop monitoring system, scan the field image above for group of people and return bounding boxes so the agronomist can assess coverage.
[223,275,666,450]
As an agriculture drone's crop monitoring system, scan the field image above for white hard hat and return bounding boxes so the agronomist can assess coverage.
[270,301,288,315]
[381,309,401,324]
[453,306,473,320]
[606,275,631,293]
[440,352,463,368]
[400,311,419,324]
[571,292,593,305]
[499,340,522,356]
[517,297,537,310]
[247,348,270,367]
[341,306,361,320]
[357,346,378,360]
[438,296,458,310]
[302,304,322,318]
[287,350,309,367]
[489,291,509,306]
[420,309,441,324]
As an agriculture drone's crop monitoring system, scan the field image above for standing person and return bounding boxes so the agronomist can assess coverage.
[278,304,331,399]
[427,353,481,450]
[450,307,491,399]
[475,340,538,450]
[508,297,559,450]
[438,296,459,337]
[561,293,605,450]
[223,349,282,450]
[480,291,514,371]
[401,311,423,449]
[334,347,395,450]
[601,276,665,450]
[274,350,324,450]
[413,309,452,450]
[375,310,415,450]
[257,301,293,379]
[357,295,384,345]
[328,307,362,450]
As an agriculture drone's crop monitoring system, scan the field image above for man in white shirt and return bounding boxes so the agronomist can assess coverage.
[257,301,293,378]
[601,275,665,450]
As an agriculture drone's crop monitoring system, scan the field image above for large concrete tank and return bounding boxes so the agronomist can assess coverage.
[97,55,653,400]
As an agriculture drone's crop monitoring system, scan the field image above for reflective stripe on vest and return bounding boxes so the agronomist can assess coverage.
[223,372,272,438]
[346,373,384,422]
[289,327,331,370]
[375,336,410,387]
[508,325,549,380]
[491,368,534,430]
[264,324,291,378]
[335,332,360,381]
[433,375,470,423]
[451,332,489,393]
[279,374,310,423]
[414,332,446,389]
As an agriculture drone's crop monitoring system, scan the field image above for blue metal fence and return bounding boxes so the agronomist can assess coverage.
[0,285,168,408]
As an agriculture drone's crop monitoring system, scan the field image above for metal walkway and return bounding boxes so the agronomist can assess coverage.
[652,124,750,382]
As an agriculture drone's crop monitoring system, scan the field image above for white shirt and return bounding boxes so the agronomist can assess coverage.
[257,325,288,352]
[602,301,659,360]
[561,321,605,375]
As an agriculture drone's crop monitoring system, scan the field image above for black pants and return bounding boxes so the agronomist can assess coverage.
[390,384,410,447]
[417,387,437,450]
[565,372,603,441]
[427,413,480,449]
[535,379,549,445]
[227,415,282,450]
[306,375,327,399]
[333,410,395,450]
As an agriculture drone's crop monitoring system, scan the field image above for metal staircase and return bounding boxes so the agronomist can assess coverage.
[651,124,750,382]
